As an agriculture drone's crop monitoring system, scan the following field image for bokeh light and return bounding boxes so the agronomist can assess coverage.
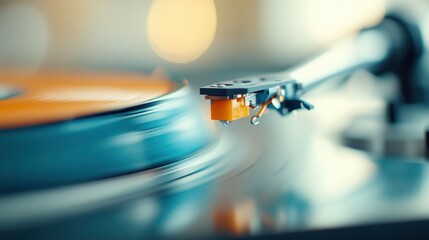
[147,0,217,64]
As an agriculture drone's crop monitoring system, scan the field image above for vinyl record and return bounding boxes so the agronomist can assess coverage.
[0,72,212,194]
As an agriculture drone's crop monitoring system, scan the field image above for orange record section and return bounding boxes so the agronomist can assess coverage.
[0,72,177,129]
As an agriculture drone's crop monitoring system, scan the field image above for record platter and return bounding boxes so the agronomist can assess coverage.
[2,1,429,240]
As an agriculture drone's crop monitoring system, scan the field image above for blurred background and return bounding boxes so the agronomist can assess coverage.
[1,0,427,82]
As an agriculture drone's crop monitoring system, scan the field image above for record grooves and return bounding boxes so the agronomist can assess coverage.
[0,134,240,232]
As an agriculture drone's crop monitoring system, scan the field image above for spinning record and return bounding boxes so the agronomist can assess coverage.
[0,72,212,194]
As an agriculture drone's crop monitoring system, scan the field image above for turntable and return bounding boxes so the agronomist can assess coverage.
[1,1,429,240]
